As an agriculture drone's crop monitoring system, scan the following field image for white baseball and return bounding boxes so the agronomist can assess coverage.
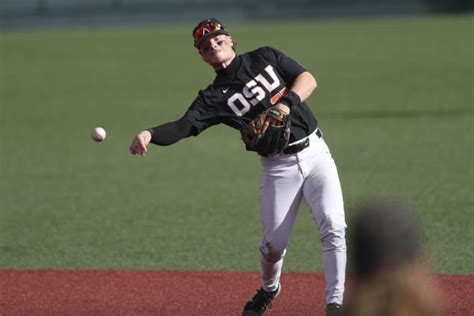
[91,127,106,142]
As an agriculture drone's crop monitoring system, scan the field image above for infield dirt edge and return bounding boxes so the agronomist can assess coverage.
[0,270,472,315]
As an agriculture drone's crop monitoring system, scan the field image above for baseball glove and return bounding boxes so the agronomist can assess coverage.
[240,107,291,156]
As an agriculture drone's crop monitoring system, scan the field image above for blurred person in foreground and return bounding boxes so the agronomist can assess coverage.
[130,18,346,316]
[344,200,445,316]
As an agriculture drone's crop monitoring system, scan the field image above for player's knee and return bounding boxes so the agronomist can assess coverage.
[320,226,346,252]
[317,205,345,228]
[259,241,286,263]
[318,212,346,252]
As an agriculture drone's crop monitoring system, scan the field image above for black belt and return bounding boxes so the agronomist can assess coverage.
[283,128,322,155]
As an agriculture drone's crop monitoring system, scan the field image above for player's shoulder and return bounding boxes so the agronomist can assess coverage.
[244,46,284,63]
[201,81,228,94]
[246,46,279,57]
[198,85,218,99]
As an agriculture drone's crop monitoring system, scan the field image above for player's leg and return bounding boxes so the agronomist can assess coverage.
[243,155,304,315]
[301,138,347,306]
[259,155,305,292]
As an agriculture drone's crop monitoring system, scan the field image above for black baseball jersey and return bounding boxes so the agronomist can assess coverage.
[149,46,318,146]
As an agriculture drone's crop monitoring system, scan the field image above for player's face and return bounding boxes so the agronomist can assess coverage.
[198,34,235,69]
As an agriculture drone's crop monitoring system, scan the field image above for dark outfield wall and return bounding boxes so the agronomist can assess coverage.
[0,0,472,29]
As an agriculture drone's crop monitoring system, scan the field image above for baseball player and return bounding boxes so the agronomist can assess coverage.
[129,18,346,316]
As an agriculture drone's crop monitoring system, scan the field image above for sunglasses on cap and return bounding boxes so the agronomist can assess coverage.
[193,18,229,48]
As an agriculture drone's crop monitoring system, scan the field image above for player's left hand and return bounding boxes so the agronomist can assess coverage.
[129,130,152,156]
[240,105,291,156]
[261,103,290,133]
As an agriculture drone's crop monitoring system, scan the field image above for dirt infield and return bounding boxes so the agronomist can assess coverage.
[0,271,472,315]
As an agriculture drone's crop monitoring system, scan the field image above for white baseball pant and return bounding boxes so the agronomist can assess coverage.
[259,130,347,305]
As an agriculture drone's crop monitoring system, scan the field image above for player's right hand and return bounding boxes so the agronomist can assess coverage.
[129,130,152,156]
[261,104,290,133]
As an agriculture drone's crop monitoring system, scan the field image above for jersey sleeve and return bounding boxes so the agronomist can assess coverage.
[148,116,194,146]
[183,90,221,135]
[259,46,307,86]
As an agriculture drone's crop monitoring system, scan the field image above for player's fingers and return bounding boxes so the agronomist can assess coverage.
[262,117,271,133]
[138,135,148,154]
[131,146,139,155]
[129,141,138,155]
[272,117,283,127]
[136,147,146,156]
[130,138,145,156]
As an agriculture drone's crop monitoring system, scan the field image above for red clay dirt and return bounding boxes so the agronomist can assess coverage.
[0,271,472,315]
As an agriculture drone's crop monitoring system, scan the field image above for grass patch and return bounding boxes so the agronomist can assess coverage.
[1,15,472,273]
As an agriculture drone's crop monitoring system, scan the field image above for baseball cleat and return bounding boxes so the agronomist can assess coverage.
[326,303,343,316]
[242,284,280,316]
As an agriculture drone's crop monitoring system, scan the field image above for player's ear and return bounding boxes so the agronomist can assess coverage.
[228,36,237,51]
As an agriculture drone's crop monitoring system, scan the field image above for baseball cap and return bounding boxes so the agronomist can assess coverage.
[192,18,229,48]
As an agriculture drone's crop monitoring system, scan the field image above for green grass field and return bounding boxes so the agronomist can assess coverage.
[1,15,473,274]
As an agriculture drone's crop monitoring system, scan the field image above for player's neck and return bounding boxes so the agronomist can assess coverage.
[211,51,237,71]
